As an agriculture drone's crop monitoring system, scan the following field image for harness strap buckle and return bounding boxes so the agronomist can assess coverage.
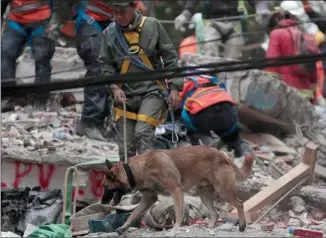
[86,15,95,25]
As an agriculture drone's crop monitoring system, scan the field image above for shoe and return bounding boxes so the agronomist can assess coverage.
[76,120,108,142]
[227,139,252,158]
[98,126,117,142]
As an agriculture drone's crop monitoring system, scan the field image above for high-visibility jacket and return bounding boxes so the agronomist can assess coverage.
[73,0,113,22]
[73,0,145,23]
[9,0,52,23]
[178,35,198,59]
[180,75,235,115]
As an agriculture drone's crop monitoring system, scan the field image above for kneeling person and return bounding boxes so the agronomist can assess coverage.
[180,74,245,157]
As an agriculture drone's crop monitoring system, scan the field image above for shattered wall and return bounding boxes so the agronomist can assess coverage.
[181,53,325,156]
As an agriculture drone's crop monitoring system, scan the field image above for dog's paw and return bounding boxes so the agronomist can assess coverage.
[239,220,246,232]
[115,227,127,236]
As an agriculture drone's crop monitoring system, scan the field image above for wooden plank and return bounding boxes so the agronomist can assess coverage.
[302,142,318,184]
[230,163,311,221]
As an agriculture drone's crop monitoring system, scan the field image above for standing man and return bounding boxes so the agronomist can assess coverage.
[98,0,183,161]
[1,0,56,110]
[51,0,147,141]
[174,0,255,59]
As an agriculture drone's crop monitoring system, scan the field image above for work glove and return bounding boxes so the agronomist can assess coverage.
[174,10,192,33]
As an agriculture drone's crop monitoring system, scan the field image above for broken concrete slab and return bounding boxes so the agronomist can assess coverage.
[241,133,297,155]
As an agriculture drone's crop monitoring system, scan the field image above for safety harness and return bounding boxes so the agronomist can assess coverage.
[181,75,239,138]
[74,0,112,34]
[7,0,54,55]
[109,16,178,143]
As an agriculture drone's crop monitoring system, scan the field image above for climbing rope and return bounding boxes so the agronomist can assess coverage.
[123,99,128,163]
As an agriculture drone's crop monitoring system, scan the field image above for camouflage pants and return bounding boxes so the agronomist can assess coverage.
[202,19,243,59]
[115,92,166,162]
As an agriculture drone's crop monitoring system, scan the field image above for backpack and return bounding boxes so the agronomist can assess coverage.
[287,27,320,74]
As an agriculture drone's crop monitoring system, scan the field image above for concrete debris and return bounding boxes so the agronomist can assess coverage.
[1,106,119,165]
[290,196,306,214]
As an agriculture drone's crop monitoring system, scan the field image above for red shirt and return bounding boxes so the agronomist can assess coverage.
[265,19,317,91]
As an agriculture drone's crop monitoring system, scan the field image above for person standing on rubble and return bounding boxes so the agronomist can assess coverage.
[265,11,319,102]
[98,0,183,161]
[1,0,56,111]
[173,0,257,59]
[179,74,248,157]
[97,0,183,205]
[49,0,147,142]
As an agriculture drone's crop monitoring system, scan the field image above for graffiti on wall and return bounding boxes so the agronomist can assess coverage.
[2,161,106,199]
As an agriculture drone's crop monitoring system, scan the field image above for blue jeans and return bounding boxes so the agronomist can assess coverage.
[1,20,55,82]
[1,19,55,100]
[76,20,111,125]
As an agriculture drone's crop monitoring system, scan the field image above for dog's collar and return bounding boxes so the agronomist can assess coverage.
[123,163,136,190]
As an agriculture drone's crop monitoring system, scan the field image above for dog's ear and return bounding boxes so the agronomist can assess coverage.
[106,159,114,170]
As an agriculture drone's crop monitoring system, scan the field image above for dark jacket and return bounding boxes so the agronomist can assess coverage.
[98,10,183,96]
[184,0,254,19]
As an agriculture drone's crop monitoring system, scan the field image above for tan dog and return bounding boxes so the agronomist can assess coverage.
[103,145,254,235]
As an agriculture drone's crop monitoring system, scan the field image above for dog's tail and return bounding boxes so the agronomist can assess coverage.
[218,150,254,182]
[236,154,254,182]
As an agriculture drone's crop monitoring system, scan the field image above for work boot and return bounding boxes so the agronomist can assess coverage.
[227,139,252,158]
[76,119,110,142]
[98,126,117,143]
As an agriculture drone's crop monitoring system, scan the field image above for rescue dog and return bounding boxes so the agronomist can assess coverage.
[102,145,254,235]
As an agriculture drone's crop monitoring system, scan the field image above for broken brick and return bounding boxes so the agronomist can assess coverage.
[261,222,275,232]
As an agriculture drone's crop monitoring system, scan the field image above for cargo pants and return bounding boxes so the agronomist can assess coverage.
[1,19,55,101]
[202,19,243,59]
[76,21,111,125]
[115,92,166,162]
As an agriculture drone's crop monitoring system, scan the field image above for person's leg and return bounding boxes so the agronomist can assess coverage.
[190,103,246,157]
[222,20,243,60]
[76,21,112,141]
[202,24,221,57]
[1,22,27,112]
[134,92,166,155]
[31,20,55,110]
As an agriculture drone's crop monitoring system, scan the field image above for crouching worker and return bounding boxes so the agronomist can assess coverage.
[180,74,246,157]
[97,0,183,204]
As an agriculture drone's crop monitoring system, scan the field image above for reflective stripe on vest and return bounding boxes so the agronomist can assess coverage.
[11,1,48,13]
[85,4,113,18]
[75,0,103,33]
[114,106,167,127]
[114,16,166,127]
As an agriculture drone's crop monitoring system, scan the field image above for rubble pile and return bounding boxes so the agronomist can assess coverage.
[1,187,63,236]
[1,105,119,165]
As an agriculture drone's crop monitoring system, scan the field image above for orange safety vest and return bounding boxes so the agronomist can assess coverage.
[9,0,51,24]
[178,35,198,59]
[77,0,113,22]
[180,75,234,115]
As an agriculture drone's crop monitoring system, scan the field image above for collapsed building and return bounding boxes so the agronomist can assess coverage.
[1,49,326,237]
